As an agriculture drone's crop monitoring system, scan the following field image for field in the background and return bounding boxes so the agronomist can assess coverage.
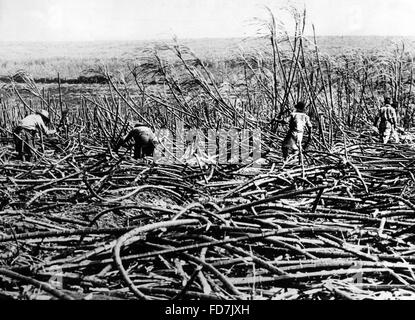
[1,36,415,80]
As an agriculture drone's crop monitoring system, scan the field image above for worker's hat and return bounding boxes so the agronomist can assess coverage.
[294,101,306,111]
[132,121,148,128]
[38,109,50,120]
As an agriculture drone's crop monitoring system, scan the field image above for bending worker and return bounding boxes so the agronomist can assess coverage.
[117,122,156,159]
[374,97,398,144]
[13,109,56,161]
[281,101,313,163]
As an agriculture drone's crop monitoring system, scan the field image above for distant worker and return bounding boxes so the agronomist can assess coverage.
[117,122,156,159]
[282,101,313,163]
[13,110,56,161]
[374,97,397,144]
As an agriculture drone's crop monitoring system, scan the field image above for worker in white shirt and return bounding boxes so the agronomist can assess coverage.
[13,110,57,161]
[281,101,313,163]
[373,97,398,144]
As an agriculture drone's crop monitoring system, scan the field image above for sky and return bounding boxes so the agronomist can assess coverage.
[0,0,415,41]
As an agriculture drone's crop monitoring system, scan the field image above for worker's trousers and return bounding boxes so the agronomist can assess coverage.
[379,123,398,144]
[282,131,304,161]
[13,127,36,161]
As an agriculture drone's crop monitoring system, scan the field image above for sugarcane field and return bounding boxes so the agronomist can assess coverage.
[2,1,415,302]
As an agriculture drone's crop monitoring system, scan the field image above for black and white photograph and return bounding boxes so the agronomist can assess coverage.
[1,0,415,308]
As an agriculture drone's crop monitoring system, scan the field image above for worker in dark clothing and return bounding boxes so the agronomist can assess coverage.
[13,109,56,161]
[281,101,313,163]
[117,122,156,159]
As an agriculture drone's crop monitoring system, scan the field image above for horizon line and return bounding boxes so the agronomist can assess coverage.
[1,35,415,43]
